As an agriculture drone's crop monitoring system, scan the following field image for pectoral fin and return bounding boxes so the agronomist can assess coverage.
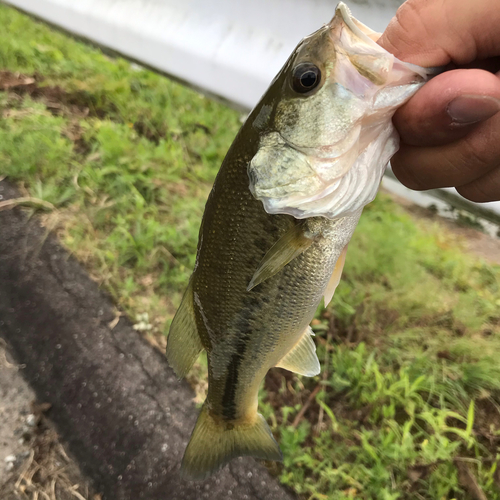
[166,280,204,378]
[324,245,348,307]
[247,223,317,291]
[276,327,320,377]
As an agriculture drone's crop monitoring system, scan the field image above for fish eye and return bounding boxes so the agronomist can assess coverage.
[291,63,321,94]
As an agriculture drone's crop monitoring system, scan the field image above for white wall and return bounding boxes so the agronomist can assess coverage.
[4,0,401,110]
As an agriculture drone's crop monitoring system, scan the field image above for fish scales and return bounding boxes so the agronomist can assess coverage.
[166,2,433,480]
[194,143,359,421]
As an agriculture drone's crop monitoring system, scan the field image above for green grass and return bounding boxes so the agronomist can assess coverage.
[0,4,241,318]
[1,5,499,499]
[259,199,500,499]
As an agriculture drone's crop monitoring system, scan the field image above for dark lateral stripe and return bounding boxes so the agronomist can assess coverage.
[221,328,253,420]
[221,289,265,420]
[221,352,242,420]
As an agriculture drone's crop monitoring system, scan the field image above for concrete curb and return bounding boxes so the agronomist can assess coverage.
[0,180,294,500]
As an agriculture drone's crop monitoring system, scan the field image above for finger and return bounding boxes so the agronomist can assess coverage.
[460,56,500,73]
[391,110,500,190]
[393,69,500,147]
[377,0,500,66]
[456,166,500,202]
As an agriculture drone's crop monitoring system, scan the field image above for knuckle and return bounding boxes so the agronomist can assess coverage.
[391,154,428,190]
[384,2,421,54]
[393,0,433,45]
[381,0,452,65]
[457,167,500,202]
[460,128,498,173]
[457,182,494,203]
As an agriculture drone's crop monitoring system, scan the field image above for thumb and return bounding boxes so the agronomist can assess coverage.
[377,0,500,67]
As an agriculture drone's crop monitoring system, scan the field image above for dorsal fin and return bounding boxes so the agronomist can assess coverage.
[276,326,320,377]
[247,222,317,291]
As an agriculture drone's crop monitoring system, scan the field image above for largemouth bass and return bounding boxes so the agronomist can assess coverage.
[167,2,431,480]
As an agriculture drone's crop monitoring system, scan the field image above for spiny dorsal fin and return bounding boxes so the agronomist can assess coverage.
[324,244,348,307]
[247,222,317,291]
[276,326,320,377]
[166,280,204,378]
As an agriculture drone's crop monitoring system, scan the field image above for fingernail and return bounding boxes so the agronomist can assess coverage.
[447,95,500,125]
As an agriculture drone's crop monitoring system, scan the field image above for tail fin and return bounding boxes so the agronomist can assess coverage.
[181,404,282,480]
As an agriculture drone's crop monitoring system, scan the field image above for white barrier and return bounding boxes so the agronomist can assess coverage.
[3,0,400,110]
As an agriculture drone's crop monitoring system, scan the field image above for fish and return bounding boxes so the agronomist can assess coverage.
[166,2,432,480]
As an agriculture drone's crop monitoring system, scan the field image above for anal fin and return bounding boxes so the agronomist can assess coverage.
[276,327,320,377]
[324,244,348,307]
[166,280,203,378]
[247,222,318,291]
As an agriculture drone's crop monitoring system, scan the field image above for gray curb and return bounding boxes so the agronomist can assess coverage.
[0,180,294,500]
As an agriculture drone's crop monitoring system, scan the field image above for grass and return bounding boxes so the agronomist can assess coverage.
[1,4,499,499]
[260,198,500,499]
[0,3,241,322]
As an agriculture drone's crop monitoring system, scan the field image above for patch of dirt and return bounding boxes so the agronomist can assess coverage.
[0,340,34,468]
[132,120,166,145]
[474,397,500,446]
[0,341,99,500]
[264,369,301,427]
[0,70,167,145]
[0,70,114,120]
[1,178,294,500]
[62,120,91,156]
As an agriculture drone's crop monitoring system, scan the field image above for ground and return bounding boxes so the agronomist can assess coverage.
[389,191,500,266]
[0,341,98,500]
[0,184,293,500]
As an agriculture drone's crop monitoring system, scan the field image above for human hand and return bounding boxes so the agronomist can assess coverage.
[378,0,500,202]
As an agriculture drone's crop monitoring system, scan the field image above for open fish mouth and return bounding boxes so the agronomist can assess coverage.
[332,2,381,43]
